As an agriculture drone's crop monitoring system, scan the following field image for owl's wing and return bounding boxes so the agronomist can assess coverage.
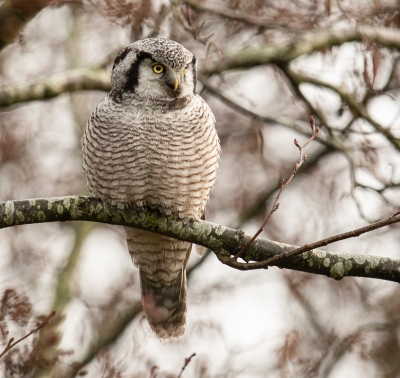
[83,96,143,207]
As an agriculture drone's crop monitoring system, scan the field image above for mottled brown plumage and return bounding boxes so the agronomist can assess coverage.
[82,39,220,341]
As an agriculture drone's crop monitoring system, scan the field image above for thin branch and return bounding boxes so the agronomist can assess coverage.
[199,75,334,148]
[220,211,400,271]
[1,196,400,283]
[177,353,196,378]
[285,68,400,151]
[171,0,213,44]
[72,252,209,377]
[232,148,332,229]
[0,310,56,359]
[235,116,319,258]
[183,0,284,30]
[201,26,400,75]
[94,4,172,69]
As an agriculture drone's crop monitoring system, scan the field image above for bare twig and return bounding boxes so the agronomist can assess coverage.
[235,116,319,259]
[171,1,213,45]
[219,211,400,271]
[183,0,284,30]
[177,353,196,378]
[284,68,400,151]
[0,310,56,359]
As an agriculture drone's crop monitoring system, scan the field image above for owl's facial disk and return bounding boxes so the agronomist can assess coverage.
[135,56,196,99]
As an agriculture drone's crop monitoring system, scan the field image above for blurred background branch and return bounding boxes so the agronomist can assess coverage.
[0,0,54,51]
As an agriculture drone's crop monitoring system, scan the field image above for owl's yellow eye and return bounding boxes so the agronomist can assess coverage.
[153,64,164,74]
[184,69,186,75]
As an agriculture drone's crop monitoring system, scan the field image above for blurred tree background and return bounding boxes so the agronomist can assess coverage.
[1,0,400,377]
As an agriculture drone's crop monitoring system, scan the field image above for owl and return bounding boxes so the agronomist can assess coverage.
[82,39,220,341]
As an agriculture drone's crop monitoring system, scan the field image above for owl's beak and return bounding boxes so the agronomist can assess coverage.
[173,78,179,92]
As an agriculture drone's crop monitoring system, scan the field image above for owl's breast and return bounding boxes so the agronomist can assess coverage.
[83,95,220,218]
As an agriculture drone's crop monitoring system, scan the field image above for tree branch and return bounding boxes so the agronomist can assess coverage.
[201,26,400,75]
[3,26,400,108]
[1,196,400,283]
[0,310,56,359]
[182,0,284,29]
[284,68,400,151]
[235,116,320,258]
[0,68,110,108]
[0,0,54,51]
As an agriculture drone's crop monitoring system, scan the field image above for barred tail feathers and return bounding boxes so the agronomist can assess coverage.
[125,227,191,341]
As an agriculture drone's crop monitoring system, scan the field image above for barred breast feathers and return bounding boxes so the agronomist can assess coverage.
[83,93,220,219]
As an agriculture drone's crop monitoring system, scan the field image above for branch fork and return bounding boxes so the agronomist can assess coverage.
[234,116,319,260]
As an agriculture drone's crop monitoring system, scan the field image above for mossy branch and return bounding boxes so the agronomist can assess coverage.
[0,68,110,108]
[1,196,400,284]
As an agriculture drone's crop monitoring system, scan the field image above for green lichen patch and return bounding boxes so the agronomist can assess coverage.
[158,218,168,233]
[70,202,80,219]
[112,213,121,224]
[5,201,15,225]
[17,211,25,222]
[366,255,380,269]
[192,221,205,237]
[344,260,353,273]
[96,211,110,222]
[324,258,330,267]
[29,199,36,206]
[38,211,46,222]
[353,254,366,264]
[63,197,71,209]
[179,225,193,241]
[57,205,64,215]
[208,236,222,249]
[308,258,313,267]
[330,262,344,280]
[171,220,183,234]
[315,250,327,259]
[122,209,136,224]
[215,225,226,236]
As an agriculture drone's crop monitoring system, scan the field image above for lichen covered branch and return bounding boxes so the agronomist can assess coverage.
[0,68,110,108]
[1,196,400,283]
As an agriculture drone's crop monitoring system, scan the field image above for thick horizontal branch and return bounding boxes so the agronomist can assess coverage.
[201,26,400,75]
[2,26,400,108]
[0,68,110,107]
[1,196,400,283]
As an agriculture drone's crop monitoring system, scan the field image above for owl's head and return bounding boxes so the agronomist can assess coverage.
[111,38,197,101]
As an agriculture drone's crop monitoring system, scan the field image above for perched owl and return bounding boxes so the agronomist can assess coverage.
[82,39,220,341]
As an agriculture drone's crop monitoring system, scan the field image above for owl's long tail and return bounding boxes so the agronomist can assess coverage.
[125,227,191,341]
